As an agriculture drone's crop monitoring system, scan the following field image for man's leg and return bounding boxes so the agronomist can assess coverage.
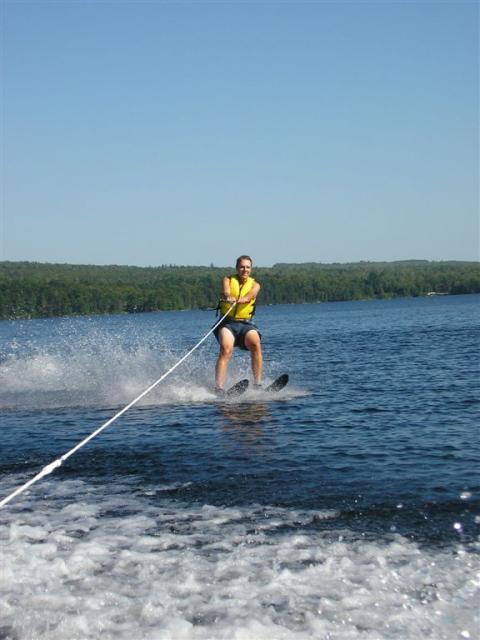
[215,327,235,390]
[244,330,263,386]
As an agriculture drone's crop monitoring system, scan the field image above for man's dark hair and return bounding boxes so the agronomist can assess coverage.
[236,255,253,268]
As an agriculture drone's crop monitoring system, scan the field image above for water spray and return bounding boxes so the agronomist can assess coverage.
[0,304,235,509]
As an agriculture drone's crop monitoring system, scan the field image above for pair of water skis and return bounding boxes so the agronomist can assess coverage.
[219,373,289,398]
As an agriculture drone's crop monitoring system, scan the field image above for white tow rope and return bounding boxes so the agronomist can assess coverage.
[0,305,235,509]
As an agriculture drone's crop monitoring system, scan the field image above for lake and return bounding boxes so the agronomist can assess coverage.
[0,295,479,639]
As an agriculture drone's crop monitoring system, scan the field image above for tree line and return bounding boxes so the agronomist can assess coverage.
[0,260,479,320]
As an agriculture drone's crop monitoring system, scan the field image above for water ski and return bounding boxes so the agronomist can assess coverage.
[265,373,289,393]
[225,378,249,397]
[217,375,288,399]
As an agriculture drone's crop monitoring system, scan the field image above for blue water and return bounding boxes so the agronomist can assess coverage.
[0,295,479,639]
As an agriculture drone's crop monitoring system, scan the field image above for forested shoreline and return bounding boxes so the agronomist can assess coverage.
[1,260,479,320]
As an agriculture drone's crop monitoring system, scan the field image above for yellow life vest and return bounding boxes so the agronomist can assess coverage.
[219,276,257,320]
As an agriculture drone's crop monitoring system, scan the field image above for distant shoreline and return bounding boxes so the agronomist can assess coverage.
[1,260,479,320]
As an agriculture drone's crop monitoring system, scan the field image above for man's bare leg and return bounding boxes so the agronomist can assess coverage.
[245,330,263,386]
[215,328,235,389]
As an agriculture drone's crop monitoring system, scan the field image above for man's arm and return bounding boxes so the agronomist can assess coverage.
[237,282,260,304]
[221,276,235,302]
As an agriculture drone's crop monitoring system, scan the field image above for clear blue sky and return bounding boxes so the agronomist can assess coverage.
[1,0,478,267]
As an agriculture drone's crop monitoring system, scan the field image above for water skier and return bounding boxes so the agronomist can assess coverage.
[214,255,263,394]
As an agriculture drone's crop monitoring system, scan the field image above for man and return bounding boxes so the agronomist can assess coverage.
[214,255,263,393]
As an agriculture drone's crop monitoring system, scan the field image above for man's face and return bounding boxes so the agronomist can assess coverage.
[236,259,252,281]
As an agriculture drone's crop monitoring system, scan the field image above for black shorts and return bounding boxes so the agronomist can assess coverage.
[214,320,262,351]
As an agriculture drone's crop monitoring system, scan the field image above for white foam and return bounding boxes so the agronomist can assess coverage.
[0,479,478,640]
